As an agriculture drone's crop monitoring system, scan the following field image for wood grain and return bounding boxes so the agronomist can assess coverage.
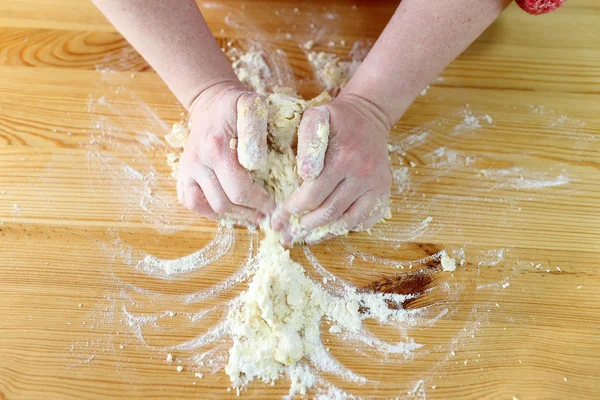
[0,1,599,399]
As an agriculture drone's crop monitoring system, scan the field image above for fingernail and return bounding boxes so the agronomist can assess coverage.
[272,218,283,232]
[299,161,314,178]
[282,231,293,245]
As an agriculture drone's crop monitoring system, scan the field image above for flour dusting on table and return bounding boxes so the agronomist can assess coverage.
[67,30,590,399]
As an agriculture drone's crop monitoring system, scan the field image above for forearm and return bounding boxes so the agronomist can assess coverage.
[92,0,238,109]
[342,0,512,127]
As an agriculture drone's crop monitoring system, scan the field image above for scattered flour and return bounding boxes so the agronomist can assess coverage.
[88,42,557,399]
[70,33,589,399]
[136,223,235,278]
[452,108,494,135]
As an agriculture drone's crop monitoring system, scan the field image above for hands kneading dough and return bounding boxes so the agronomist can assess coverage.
[177,86,392,244]
[272,94,393,245]
[176,83,275,225]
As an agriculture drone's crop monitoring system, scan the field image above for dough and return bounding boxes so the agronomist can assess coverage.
[225,230,362,395]
[162,50,393,395]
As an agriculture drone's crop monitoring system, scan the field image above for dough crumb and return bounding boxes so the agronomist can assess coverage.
[441,253,456,272]
[164,123,187,148]
[329,325,342,334]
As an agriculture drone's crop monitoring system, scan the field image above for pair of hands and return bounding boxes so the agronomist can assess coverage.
[177,82,393,244]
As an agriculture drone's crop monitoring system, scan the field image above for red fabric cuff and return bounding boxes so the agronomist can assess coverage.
[516,0,566,15]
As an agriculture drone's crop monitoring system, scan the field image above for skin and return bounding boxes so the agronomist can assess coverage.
[93,0,512,241]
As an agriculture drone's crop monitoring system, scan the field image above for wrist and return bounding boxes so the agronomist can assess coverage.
[333,92,395,135]
[188,79,246,117]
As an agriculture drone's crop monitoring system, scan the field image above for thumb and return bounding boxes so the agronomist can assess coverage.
[236,93,268,171]
[297,105,330,180]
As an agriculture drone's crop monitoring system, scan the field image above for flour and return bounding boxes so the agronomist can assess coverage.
[452,108,494,135]
[136,223,235,278]
[158,46,399,394]
[143,44,471,397]
[225,230,422,395]
[225,231,362,395]
[69,32,589,398]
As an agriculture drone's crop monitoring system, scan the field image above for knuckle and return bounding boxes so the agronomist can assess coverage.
[334,142,360,167]
[356,158,377,179]
[321,204,340,221]
[207,134,226,153]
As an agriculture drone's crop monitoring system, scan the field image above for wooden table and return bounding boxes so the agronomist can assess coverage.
[1,1,598,399]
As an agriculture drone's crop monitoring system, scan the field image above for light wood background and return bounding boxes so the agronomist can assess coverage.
[0,1,599,399]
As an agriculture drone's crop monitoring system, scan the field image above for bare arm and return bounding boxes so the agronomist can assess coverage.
[342,0,512,127]
[92,0,238,110]
[93,0,275,223]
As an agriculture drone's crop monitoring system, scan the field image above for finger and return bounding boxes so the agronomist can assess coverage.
[214,158,276,215]
[303,193,385,245]
[297,106,330,180]
[182,177,219,220]
[271,171,343,232]
[351,194,390,232]
[236,93,268,171]
[195,168,264,223]
[297,180,359,232]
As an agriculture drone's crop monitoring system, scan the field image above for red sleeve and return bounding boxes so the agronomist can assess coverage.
[516,0,566,15]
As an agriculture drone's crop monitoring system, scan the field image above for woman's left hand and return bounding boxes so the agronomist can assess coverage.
[271,93,393,244]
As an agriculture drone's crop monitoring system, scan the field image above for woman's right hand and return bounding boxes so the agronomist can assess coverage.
[177,82,275,225]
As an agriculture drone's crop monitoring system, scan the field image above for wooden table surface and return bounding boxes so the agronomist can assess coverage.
[1,1,599,399]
